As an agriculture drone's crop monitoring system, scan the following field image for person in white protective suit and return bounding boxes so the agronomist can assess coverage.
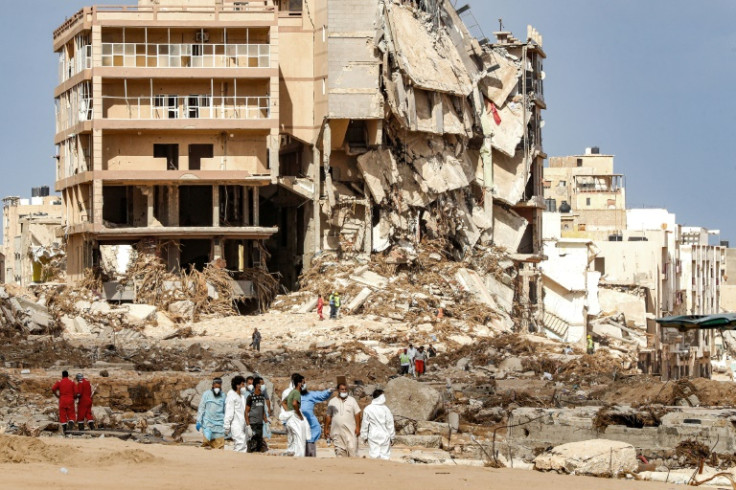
[360,389,395,460]
[279,373,311,457]
[224,375,252,452]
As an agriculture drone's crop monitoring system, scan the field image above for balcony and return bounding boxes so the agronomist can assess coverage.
[58,45,92,83]
[101,43,270,69]
[101,95,270,120]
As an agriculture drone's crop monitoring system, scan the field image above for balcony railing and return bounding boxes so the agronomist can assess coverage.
[101,95,270,120]
[100,43,270,69]
[58,45,92,83]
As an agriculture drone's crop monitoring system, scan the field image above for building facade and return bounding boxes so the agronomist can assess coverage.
[2,192,63,285]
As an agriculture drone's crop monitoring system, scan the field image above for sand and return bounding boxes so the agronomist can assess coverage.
[0,435,681,490]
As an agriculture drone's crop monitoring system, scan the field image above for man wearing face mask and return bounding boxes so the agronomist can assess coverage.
[196,377,226,449]
[325,383,362,457]
[360,389,395,460]
[224,375,250,453]
[279,374,311,457]
[245,376,269,452]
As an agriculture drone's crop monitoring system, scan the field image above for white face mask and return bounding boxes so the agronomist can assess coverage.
[339,392,348,399]
[247,384,254,392]
[213,388,221,395]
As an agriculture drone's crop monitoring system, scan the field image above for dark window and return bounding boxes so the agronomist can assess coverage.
[154,144,179,170]
[179,186,212,226]
[576,158,583,167]
[188,144,213,170]
[595,257,605,274]
[586,197,591,206]
[544,198,557,212]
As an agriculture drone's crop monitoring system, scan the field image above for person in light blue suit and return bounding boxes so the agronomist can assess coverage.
[300,385,334,457]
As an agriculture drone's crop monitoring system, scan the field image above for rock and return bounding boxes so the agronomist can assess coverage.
[74,300,92,312]
[447,412,460,431]
[125,304,157,325]
[498,356,523,373]
[90,301,111,315]
[384,376,441,422]
[394,435,443,448]
[92,406,113,427]
[456,357,471,370]
[169,301,195,322]
[534,439,638,476]
[99,370,109,377]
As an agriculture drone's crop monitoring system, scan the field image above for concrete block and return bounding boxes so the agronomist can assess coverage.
[534,439,638,476]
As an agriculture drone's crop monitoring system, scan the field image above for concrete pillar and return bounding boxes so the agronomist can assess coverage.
[253,187,259,226]
[92,179,103,225]
[168,185,179,227]
[212,185,220,227]
[312,145,321,254]
[269,129,280,184]
[146,186,154,226]
[242,186,250,226]
[213,237,223,261]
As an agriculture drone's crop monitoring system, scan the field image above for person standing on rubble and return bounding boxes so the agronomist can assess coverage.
[428,345,437,358]
[74,373,95,431]
[329,292,341,319]
[52,370,76,433]
[360,389,395,460]
[251,328,262,352]
[317,294,325,321]
[224,375,250,453]
[414,346,427,377]
[399,349,411,375]
[300,384,334,457]
[407,343,417,377]
[587,335,595,355]
[325,383,362,457]
[196,377,226,449]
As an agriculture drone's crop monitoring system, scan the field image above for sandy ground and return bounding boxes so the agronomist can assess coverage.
[0,435,682,490]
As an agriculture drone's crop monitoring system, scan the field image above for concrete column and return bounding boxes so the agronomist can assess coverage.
[212,185,220,227]
[242,186,250,226]
[212,237,223,261]
[253,186,259,226]
[168,185,179,227]
[312,145,321,254]
[92,179,103,225]
[146,186,154,226]
[269,129,280,184]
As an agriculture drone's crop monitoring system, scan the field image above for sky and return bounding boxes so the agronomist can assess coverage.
[0,0,734,243]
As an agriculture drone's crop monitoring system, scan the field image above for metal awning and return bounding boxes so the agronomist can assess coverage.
[655,313,736,331]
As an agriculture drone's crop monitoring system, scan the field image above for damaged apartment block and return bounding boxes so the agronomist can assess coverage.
[54,0,547,326]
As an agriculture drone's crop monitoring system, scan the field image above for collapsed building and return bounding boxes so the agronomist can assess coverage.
[53,0,548,324]
[2,190,64,286]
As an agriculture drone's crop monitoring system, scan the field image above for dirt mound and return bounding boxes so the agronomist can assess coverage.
[0,435,77,464]
[592,377,736,407]
[89,448,157,465]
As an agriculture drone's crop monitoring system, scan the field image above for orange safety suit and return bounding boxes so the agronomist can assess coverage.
[52,378,76,424]
[75,379,94,423]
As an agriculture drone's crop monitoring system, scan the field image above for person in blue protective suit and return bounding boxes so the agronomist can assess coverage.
[300,384,334,457]
[196,377,226,449]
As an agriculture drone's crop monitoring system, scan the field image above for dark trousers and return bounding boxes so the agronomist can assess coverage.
[248,423,267,452]
[330,305,338,318]
[305,441,317,457]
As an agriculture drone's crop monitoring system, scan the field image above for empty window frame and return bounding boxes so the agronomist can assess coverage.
[186,95,211,119]
[154,144,179,170]
[154,95,179,119]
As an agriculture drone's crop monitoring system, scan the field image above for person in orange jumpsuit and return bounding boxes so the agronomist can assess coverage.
[317,295,325,321]
[74,373,95,430]
[52,370,76,432]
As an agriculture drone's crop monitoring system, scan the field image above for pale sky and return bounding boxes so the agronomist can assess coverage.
[0,0,733,243]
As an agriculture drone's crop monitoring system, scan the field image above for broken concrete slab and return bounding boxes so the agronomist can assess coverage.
[493,205,528,253]
[394,434,443,449]
[350,266,389,289]
[384,376,441,422]
[346,288,372,313]
[125,304,157,325]
[168,300,194,322]
[455,268,496,309]
[534,439,638,476]
[479,50,520,107]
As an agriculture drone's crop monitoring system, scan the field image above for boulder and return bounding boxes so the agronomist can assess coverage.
[125,304,157,325]
[394,434,442,448]
[90,301,112,315]
[169,301,195,322]
[498,356,523,373]
[534,439,638,476]
[383,376,441,422]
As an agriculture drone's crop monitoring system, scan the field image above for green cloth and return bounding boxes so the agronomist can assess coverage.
[285,389,302,411]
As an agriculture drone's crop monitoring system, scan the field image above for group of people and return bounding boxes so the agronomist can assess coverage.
[51,370,95,432]
[316,292,342,320]
[399,343,437,377]
[196,372,396,460]
[196,375,271,453]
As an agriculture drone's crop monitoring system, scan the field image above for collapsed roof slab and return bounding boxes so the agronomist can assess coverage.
[486,100,530,158]
[493,150,529,206]
[385,4,473,96]
[479,50,520,107]
[493,204,528,252]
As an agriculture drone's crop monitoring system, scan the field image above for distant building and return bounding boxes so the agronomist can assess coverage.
[2,190,63,285]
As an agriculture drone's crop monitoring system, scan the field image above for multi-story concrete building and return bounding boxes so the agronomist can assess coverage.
[2,191,63,285]
[544,148,626,240]
[53,0,547,323]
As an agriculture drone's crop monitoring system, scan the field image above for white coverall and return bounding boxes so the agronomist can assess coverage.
[224,389,248,452]
[279,408,311,457]
[407,347,417,376]
[360,395,395,460]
